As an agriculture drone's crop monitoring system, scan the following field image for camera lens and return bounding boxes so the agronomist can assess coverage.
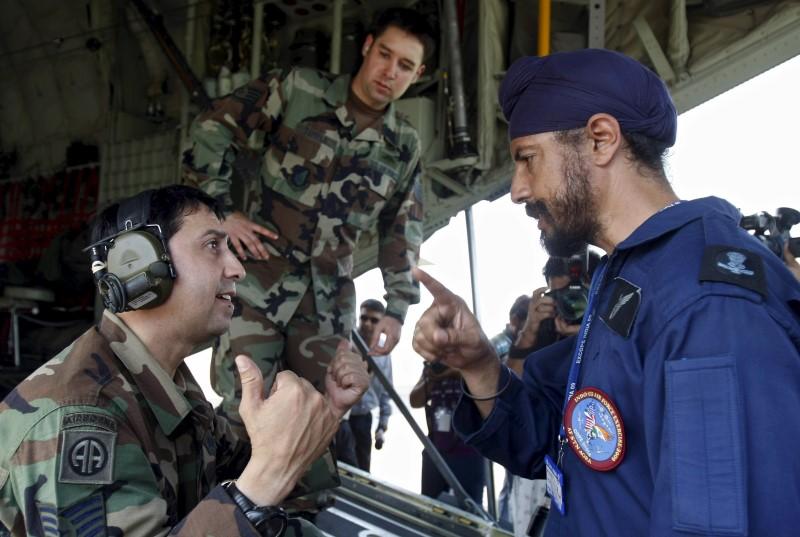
[428,361,447,374]
[552,285,588,323]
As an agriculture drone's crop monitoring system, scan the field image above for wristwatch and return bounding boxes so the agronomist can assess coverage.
[223,481,288,537]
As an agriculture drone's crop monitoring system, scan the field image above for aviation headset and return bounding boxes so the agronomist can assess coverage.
[85,189,176,313]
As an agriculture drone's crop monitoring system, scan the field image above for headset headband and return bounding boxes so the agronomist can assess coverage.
[117,189,154,232]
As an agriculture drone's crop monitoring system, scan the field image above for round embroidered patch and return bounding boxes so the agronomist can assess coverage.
[563,387,625,471]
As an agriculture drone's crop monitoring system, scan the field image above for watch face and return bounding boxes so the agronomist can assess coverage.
[254,508,288,537]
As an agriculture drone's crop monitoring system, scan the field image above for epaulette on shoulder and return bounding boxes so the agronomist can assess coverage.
[699,245,767,297]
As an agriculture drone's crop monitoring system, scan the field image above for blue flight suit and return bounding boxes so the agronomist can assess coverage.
[454,197,800,536]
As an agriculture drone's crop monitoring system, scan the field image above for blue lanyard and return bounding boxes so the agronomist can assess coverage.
[558,258,609,444]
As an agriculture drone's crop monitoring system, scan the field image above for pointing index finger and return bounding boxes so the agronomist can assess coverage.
[413,267,455,303]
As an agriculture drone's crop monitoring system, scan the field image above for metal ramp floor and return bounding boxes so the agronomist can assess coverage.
[316,464,511,537]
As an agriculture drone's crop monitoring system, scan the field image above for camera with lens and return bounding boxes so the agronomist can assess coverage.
[426,361,448,375]
[740,207,800,258]
[545,254,590,325]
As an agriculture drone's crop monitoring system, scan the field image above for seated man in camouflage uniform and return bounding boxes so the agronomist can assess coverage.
[182,8,436,441]
[0,185,369,536]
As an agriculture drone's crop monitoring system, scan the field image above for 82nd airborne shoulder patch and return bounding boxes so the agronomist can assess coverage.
[58,413,116,485]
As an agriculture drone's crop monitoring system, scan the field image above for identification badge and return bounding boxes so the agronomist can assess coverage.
[563,387,625,471]
[544,454,565,515]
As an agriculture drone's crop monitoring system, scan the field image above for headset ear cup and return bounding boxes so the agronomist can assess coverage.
[148,260,174,301]
[149,260,170,279]
[98,273,127,313]
[105,231,174,311]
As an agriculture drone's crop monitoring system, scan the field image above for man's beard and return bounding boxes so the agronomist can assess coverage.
[526,147,600,257]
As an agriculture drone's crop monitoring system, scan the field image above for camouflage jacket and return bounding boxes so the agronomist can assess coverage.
[0,311,280,536]
[184,67,423,328]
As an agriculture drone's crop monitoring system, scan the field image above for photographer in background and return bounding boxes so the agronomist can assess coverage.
[502,253,596,536]
[507,254,598,376]
[740,207,800,282]
[410,361,486,505]
[341,299,394,472]
[491,295,531,360]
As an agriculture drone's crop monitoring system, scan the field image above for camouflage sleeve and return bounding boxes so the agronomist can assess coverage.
[0,406,261,536]
[182,68,294,213]
[377,143,424,323]
[172,486,264,537]
[211,413,251,482]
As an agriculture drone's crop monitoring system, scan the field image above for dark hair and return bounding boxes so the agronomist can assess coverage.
[370,7,437,63]
[90,184,224,245]
[360,298,385,314]
[543,256,569,281]
[620,129,669,179]
[509,295,530,322]
[543,252,603,285]
[554,127,669,180]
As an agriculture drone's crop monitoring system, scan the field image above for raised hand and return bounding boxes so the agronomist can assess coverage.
[325,340,370,418]
[411,267,502,417]
[516,286,557,348]
[223,211,279,261]
[235,355,338,506]
[369,315,402,355]
[411,267,496,374]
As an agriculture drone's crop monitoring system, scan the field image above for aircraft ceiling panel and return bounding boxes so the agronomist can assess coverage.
[1,0,799,210]
[673,5,800,111]
[602,1,800,113]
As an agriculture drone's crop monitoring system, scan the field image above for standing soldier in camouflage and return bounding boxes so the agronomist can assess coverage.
[0,185,369,536]
[182,7,435,441]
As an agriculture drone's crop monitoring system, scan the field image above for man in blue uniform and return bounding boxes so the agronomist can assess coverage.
[411,48,800,536]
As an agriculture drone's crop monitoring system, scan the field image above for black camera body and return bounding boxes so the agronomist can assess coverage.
[426,361,448,375]
[740,207,800,258]
[545,284,588,325]
[545,254,589,325]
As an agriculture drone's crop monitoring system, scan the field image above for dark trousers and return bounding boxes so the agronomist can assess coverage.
[421,449,486,505]
[335,420,358,467]
[349,413,373,472]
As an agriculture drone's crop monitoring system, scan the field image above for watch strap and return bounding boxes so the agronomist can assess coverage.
[223,481,288,537]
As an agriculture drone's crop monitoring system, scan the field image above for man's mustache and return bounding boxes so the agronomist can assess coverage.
[525,201,549,219]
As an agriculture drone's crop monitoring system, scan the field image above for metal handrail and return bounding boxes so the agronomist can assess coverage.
[350,329,493,523]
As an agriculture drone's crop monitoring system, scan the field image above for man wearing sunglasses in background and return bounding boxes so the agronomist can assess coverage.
[339,300,394,472]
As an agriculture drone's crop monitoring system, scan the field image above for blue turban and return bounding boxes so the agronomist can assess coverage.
[499,49,677,146]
